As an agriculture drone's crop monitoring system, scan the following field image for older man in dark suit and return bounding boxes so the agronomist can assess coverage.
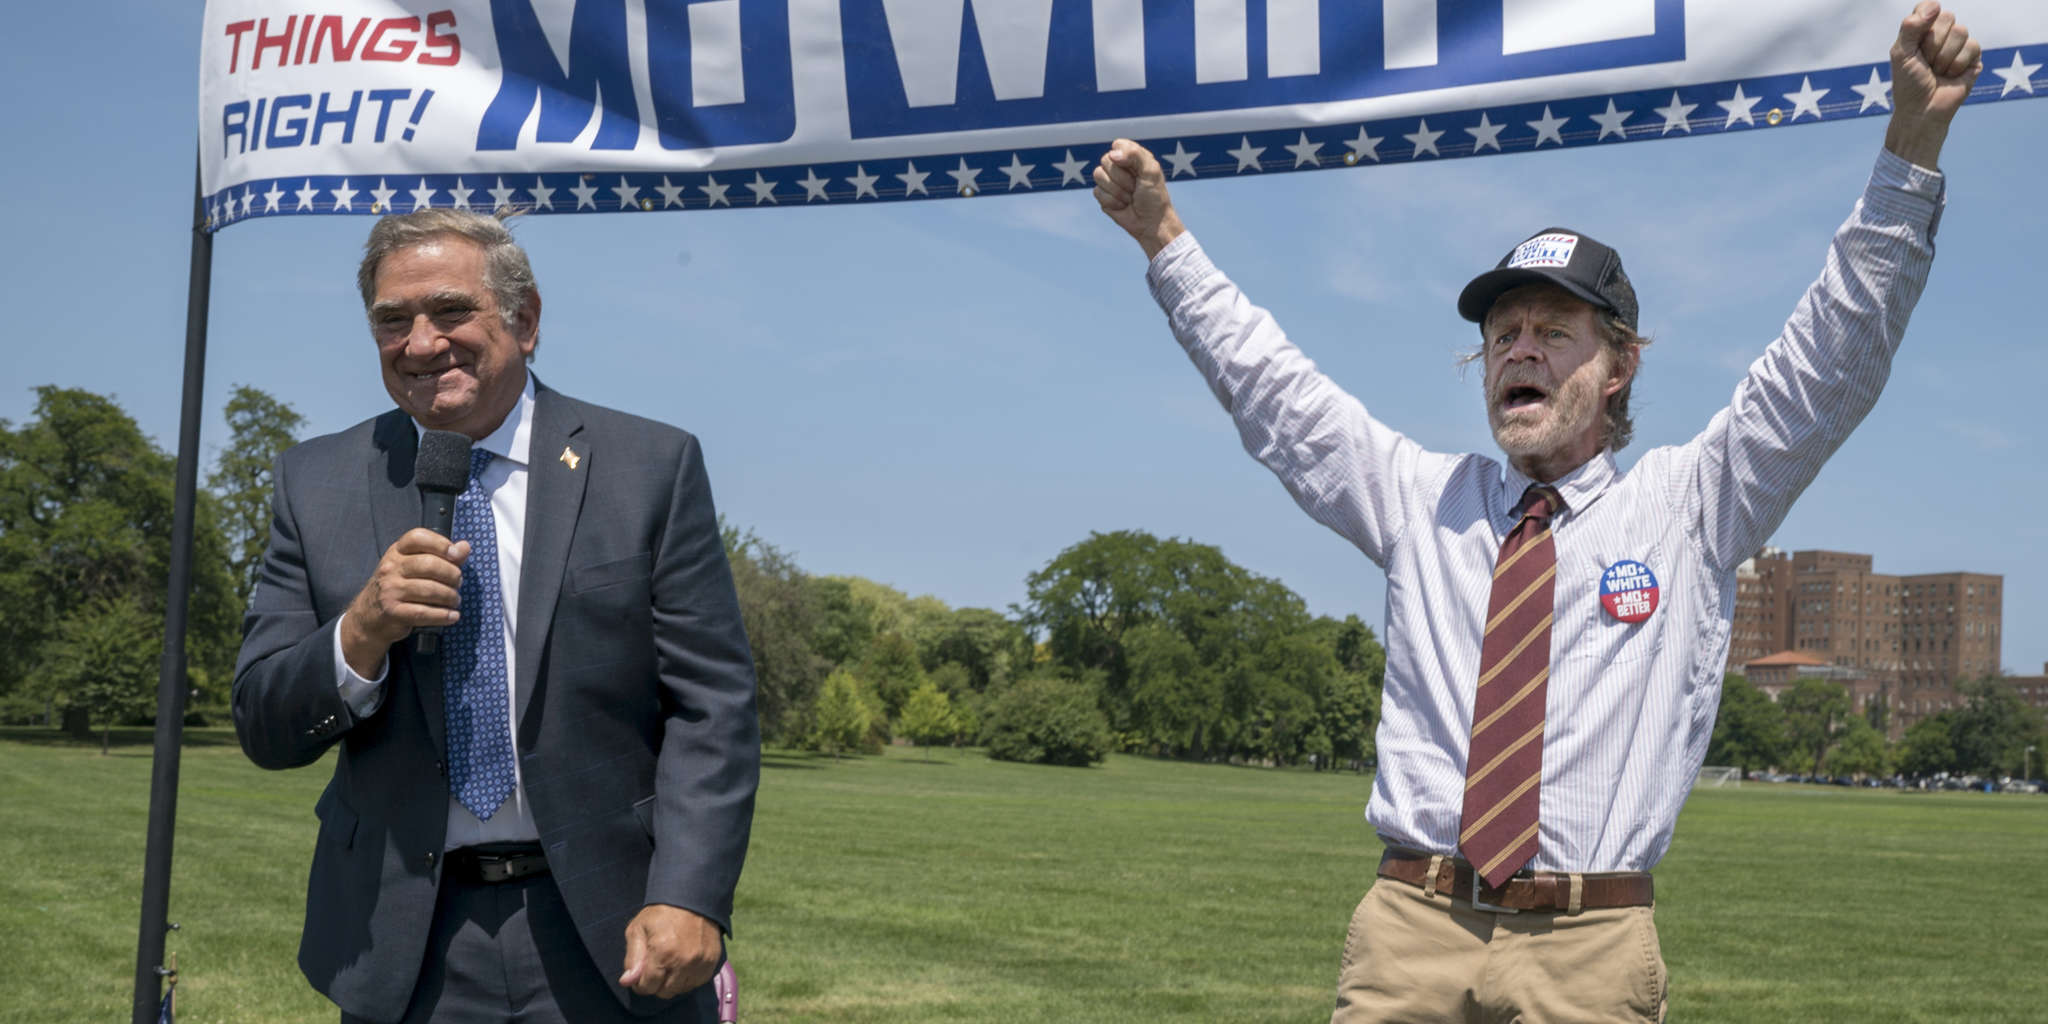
[232,209,759,1023]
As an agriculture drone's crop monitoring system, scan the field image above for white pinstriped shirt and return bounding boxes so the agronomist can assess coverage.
[1145,150,1942,873]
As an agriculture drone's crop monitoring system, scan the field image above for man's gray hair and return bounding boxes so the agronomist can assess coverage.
[357,209,538,337]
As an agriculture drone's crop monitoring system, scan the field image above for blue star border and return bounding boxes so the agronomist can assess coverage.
[204,48,2043,231]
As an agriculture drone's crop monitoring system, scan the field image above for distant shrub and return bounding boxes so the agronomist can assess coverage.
[981,676,1110,767]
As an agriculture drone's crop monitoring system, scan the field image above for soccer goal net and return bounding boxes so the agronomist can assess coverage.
[1694,765,1742,789]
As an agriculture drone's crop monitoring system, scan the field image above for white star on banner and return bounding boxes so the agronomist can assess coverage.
[1400,118,1433,158]
[1654,92,1697,135]
[1285,132,1323,167]
[848,165,880,199]
[1227,136,1265,172]
[1464,113,1505,153]
[1783,77,1829,121]
[489,177,519,210]
[410,178,437,210]
[208,198,220,226]
[239,188,256,217]
[262,181,284,212]
[1591,99,1632,140]
[1852,69,1892,112]
[294,179,319,211]
[613,176,641,209]
[798,168,830,201]
[947,158,981,195]
[370,179,397,212]
[898,161,931,196]
[1000,154,1035,189]
[1344,126,1382,163]
[656,176,687,208]
[1993,50,2040,96]
[1404,119,1443,158]
[1718,84,1760,128]
[331,179,358,211]
[1527,106,1567,147]
[746,172,779,204]
[448,179,475,209]
[1163,141,1200,177]
[530,177,555,210]
[570,178,600,209]
[700,176,731,207]
[1053,150,1088,186]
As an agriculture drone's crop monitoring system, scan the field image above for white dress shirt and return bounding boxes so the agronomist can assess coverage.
[333,375,539,847]
[1145,151,1942,873]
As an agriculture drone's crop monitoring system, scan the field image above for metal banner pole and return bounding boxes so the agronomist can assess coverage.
[131,153,213,1024]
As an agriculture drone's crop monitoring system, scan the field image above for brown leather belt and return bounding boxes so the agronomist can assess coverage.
[1378,850,1652,913]
[444,842,550,885]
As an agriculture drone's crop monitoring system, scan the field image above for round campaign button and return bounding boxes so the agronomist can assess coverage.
[1599,560,1660,623]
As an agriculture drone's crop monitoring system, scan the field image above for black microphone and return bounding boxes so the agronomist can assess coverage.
[413,429,474,656]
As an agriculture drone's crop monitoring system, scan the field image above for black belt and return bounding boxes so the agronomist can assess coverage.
[444,842,550,884]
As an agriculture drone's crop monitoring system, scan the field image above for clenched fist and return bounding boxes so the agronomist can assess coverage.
[1093,139,1188,260]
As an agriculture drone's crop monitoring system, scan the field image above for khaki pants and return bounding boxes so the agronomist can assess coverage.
[1331,878,1667,1024]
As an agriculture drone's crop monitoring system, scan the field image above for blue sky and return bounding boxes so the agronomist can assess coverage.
[5,2,2044,677]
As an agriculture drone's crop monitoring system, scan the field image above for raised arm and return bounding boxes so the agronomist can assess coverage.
[1093,140,1436,567]
[1683,3,1980,569]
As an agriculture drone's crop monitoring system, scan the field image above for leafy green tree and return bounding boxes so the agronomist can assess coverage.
[806,576,871,667]
[1828,717,1890,778]
[1896,712,1958,777]
[857,631,927,721]
[898,680,960,753]
[981,675,1112,767]
[1949,680,2045,777]
[809,668,873,758]
[1123,621,1223,756]
[1022,529,1353,763]
[1708,676,1788,776]
[1780,678,1851,776]
[920,606,1029,691]
[43,595,161,753]
[721,523,829,743]
[0,387,236,728]
[207,385,304,609]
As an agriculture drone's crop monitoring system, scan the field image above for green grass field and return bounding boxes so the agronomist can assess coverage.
[3,729,2044,1023]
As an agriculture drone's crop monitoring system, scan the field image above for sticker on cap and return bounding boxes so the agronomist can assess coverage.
[1507,233,1580,269]
[1599,560,1659,623]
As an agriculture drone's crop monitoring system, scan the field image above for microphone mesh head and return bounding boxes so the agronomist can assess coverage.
[415,430,474,494]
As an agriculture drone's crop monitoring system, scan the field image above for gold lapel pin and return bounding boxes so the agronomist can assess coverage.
[559,445,581,470]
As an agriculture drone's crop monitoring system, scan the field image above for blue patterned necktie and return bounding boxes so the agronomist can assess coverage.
[443,448,515,820]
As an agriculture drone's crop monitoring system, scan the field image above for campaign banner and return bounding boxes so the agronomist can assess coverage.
[198,0,2046,230]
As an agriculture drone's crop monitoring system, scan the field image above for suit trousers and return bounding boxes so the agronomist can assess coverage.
[1330,879,1667,1024]
[340,871,715,1024]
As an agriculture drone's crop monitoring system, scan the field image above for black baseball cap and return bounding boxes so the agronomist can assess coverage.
[1457,227,1638,333]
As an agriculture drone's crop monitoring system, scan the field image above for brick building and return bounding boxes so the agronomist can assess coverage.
[1726,548,2004,740]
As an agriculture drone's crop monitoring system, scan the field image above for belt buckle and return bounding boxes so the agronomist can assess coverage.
[1470,871,1520,914]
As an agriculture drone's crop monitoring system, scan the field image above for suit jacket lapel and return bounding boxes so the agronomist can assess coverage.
[367,412,446,756]
[518,384,588,727]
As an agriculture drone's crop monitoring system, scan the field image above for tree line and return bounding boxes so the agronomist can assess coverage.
[1708,674,2045,781]
[0,385,303,750]
[726,527,1387,768]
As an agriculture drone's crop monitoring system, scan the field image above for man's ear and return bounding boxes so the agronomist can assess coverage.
[1605,345,1638,397]
[517,289,542,355]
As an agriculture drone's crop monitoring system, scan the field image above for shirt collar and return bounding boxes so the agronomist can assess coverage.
[410,374,535,468]
[1501,448,1616,524]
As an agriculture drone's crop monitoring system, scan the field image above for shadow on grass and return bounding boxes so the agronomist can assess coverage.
[0,725,246,751]
[761,752,829,771]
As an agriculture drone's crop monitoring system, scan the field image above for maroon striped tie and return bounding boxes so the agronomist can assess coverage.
[1460,484,1563,889]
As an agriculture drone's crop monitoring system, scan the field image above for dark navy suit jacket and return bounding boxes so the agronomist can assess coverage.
[232,382,759,1022]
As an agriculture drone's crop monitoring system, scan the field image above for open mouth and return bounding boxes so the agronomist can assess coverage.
[1501,384,1548,411]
